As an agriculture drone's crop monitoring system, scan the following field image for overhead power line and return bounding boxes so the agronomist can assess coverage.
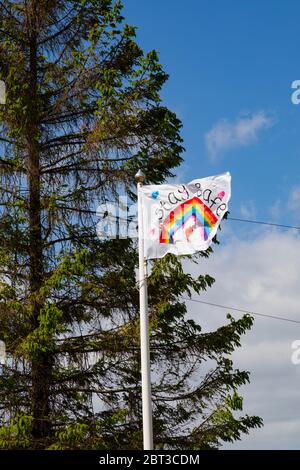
[228,217,300,231]
[95,209,300,231]
[2,189,300,231]
[182,297,300,325]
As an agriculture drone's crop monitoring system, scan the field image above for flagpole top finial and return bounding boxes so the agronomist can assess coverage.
[135,170,145,183]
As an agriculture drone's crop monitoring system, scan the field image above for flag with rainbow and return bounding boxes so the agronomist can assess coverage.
[140,172,231,259]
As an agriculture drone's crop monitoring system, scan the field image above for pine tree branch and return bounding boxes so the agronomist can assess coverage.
[0,136,18,146]
[0,157,22,168]
[37,15,79,46]
[0,29,23,42]
[0,1,22,25]
[52,387,136,395]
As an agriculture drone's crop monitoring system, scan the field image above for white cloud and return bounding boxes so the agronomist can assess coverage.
[205,112,274,160]
[288,186,300,211]
[240,201,256,219]
[270,199,282,221]
[184,230,300,449]
[168,163,190,184]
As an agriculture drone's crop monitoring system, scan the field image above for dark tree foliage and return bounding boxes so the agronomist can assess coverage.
[0,0,262,449]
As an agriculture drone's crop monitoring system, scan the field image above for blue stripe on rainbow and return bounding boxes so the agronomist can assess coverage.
[160,196,218,244]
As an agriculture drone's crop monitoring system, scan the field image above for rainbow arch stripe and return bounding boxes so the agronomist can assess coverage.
[160,196,218,245]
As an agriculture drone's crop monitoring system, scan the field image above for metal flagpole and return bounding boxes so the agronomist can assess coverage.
[135,170,153,450]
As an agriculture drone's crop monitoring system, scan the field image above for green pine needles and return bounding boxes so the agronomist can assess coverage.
[0,0,262,449]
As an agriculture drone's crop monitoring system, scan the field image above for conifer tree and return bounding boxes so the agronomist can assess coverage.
[0,0,262,449]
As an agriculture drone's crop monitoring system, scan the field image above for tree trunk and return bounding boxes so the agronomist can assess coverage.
[27,1,51,444]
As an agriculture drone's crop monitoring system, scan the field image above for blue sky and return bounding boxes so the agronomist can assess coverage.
[123,0,300,449]
[124,0,300,227]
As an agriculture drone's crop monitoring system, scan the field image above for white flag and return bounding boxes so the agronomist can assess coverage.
[140,172,231,259]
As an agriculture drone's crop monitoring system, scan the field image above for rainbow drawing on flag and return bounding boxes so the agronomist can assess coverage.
[160,196,218,245]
